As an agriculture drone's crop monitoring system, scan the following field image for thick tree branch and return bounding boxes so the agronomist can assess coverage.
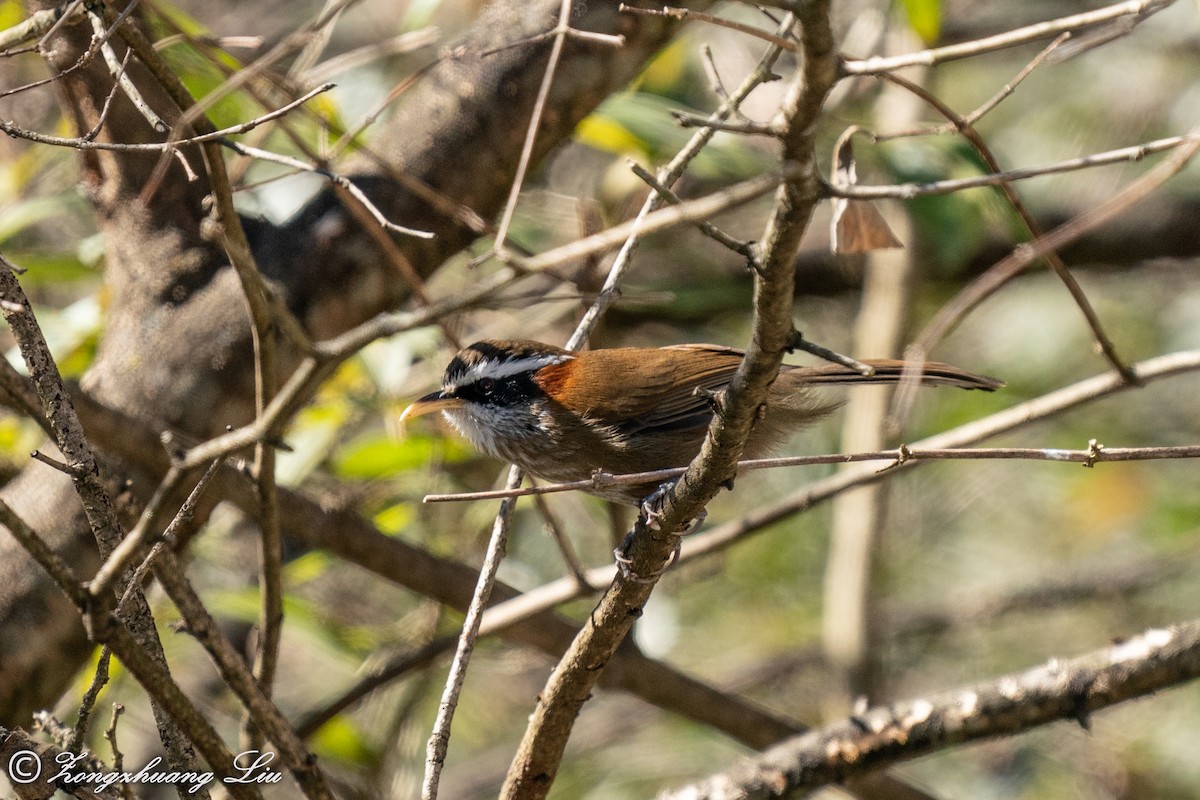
[0,0,712,723]
[662,620,1200,799]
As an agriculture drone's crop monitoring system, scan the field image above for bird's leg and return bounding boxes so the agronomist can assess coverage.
[639,481,673,531]
[615,482,708,582]
[639,479,705,532]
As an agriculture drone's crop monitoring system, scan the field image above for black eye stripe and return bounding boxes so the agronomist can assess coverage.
[455,373,537,407]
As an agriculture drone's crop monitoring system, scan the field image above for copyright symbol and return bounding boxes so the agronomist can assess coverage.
[7,749,42,784]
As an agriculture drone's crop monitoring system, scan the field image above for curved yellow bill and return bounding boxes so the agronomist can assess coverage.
[397,390,461,425]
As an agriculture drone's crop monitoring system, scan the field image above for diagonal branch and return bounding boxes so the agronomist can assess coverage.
[898,122,1200,419]
[662,620,1200,799]
[875,71,1135,386]
[500,4,840,797]
[0,253,208,796]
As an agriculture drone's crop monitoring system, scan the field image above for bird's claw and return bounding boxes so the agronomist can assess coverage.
[640,482,673,531]
[616,482,709,582]
[638,480,708,534]
[614,532,682,584]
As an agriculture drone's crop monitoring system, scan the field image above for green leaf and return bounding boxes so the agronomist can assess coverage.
[576,92,772,181]
[900,0,942,45]
[373,503,414,536]
[309,715,378,765]
[879,138,1011,272]
[332,432,469,480]
[0,251,97,286]
[284,551,332,584]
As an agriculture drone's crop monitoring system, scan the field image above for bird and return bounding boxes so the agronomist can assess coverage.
[399,339,1003,506]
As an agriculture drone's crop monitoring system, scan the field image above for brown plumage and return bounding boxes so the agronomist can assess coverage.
[400,340,1002,504]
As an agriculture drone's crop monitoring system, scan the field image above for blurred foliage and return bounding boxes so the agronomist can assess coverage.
[879,137,1020,273]
[576,91,774,180]
[900,0,942,45]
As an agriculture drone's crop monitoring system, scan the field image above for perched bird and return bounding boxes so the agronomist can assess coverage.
[400,339,1002,505]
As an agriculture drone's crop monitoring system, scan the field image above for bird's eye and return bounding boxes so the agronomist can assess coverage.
[476,377,496,393]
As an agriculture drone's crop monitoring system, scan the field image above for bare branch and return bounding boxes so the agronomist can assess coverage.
[662,620,1200,799]
[899,123,1200,419]
[826,134,1198,200]
[842,0,1174,75]
[87,9,166,133]
[422,443,1200,503]
[492,0,585,252]
[422,467,522,799]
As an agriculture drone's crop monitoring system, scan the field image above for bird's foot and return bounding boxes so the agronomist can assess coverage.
[616,485,708,582]
[614,532,682,584]
[639,480,708,534]
[639,482,673,531]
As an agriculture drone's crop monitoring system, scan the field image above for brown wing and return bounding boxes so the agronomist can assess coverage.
[545,344,745,435]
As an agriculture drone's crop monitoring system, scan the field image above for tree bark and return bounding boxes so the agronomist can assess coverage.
[1,0,700,723]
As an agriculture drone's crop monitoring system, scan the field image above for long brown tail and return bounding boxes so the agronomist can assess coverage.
[788,359,1004,391]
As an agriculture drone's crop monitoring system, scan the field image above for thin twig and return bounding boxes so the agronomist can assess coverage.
[477,25,624,58]
[29,448,79,476]
[0,82,337,151]
[627,161,760,266]
[68,649,114,753]
[423,444,1200,503]
[877,71,1136,384]
[872,33,1070,141]
[105,704,133,800]
[825,134,1200,200]
[422,466,523,799]
[492,0,576,252]
[899,123,1200,420]
[964,33,1069,126]
[842,0,1173,75]
[110,458,227,617]
[519,168,795,280]
[83,47,133,142]
[87,8,167,132]
[787,332,875,374]
[672,111,779,135]
[621,4,796,52]
[87,466,186,602]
